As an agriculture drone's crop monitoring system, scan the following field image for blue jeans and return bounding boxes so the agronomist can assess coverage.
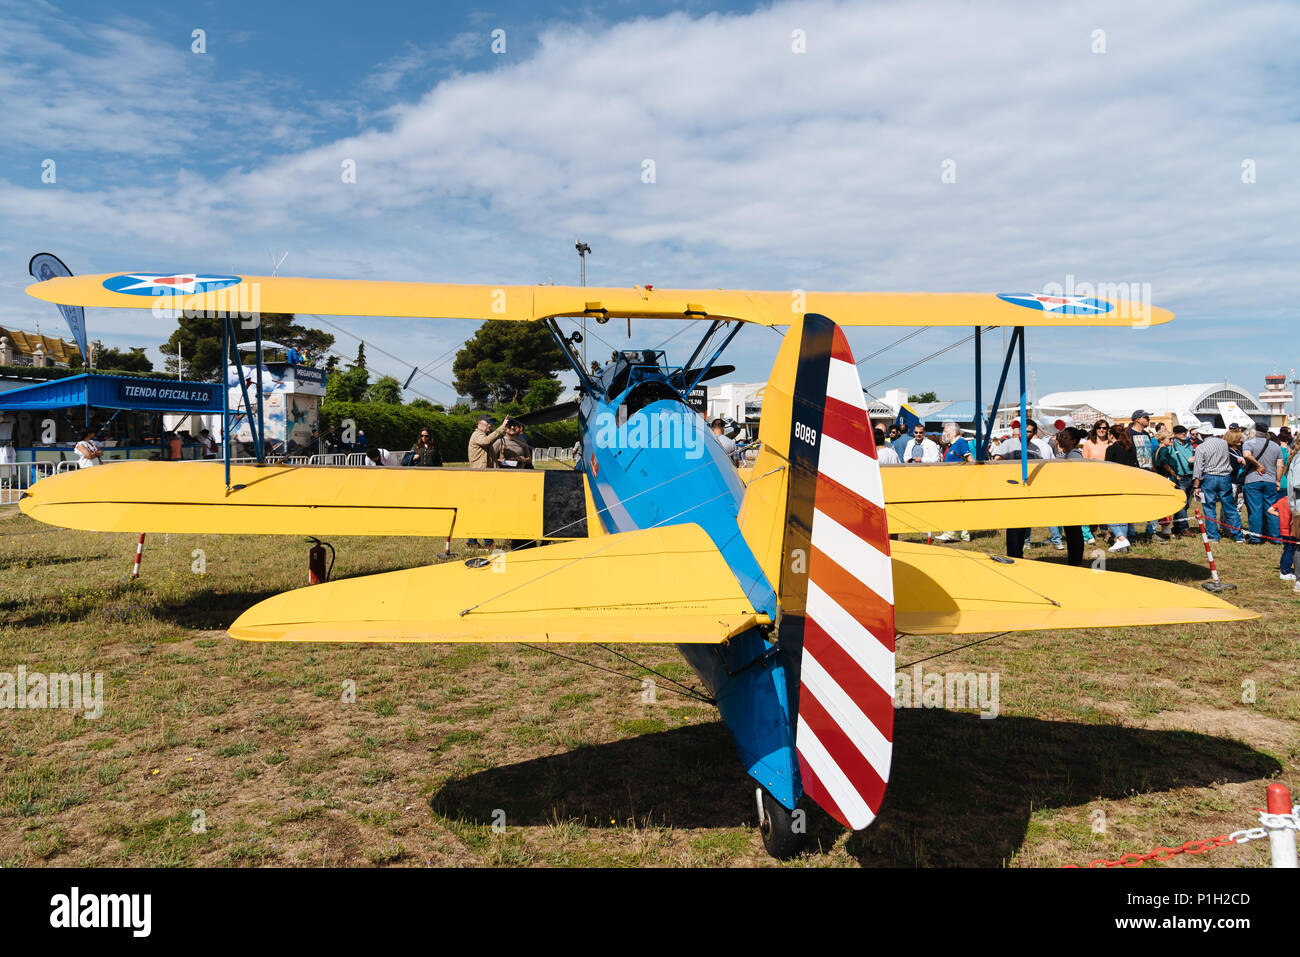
[1282,538,1296,576]
[1049,526,1062,545]
[1109,523,1132,540]
[1243,482,1280,543]
[1171,475,1193,533]
[1200,475,1243,542]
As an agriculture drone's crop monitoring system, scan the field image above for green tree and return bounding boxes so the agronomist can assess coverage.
[366,375,402,404]
[909,391,939,404]
[327,366,371,403]
[350,342,367,370]
[452,320,566,406]
[523,377,563,411]
[96,345,155,373]
[159,313,334,381]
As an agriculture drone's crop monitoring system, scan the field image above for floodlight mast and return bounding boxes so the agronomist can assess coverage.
[576,241,591,371]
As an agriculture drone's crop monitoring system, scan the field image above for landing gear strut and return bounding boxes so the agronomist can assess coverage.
[756,787,805,859]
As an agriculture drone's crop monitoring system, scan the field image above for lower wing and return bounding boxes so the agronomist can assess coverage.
[19,461,602,540]
[735,460,1185,534]
[229,523,769,643]
[24,459,1179,541]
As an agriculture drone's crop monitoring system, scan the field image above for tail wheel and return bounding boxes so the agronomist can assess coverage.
[756,787,805,859]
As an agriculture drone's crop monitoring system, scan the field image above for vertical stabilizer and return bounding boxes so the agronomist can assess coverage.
[737,313,895,829]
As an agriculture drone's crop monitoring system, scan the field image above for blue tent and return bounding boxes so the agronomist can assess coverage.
[0,373,220,413]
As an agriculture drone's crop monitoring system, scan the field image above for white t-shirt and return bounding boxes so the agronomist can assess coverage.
[994,437,1045,460]
[75,438,102,468]
[1030,437,1055,460]
[877,445,900,465]
[367,448,398,466]
[903,438,940,463]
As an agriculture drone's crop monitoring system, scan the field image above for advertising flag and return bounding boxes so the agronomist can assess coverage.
[28,253,89,365]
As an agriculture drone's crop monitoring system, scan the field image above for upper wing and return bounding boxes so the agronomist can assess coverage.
[19,461,603,540]
[229,523,769,643]
[891,540,1255,635]
[26,275,1170,327]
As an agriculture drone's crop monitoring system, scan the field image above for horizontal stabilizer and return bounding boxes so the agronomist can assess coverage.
[891,541,1256,635]
[19,461,601,539]
[27,275,1170,328]
[229,523,769,643]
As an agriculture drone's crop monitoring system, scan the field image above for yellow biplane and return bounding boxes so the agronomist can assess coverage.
[20,269,1252,857]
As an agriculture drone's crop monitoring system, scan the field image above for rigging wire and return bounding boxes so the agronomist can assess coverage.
[897,632,1011,669]
[594,643,716,703]
[855,327,929,366]
[317,345,451,408]
[861,326,994,393]
[516,643,714,703]
[305,313,460,400]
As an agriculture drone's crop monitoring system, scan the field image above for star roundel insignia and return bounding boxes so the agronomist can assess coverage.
[103,273,243,296]
[997,293,1113,314]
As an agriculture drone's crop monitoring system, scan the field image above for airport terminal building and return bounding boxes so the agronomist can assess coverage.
[1038,381,1272,432]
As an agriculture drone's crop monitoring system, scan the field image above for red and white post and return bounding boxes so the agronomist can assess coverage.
[1193,492,1233,592]
[1265,782,1298,869]
[131,532,146,579]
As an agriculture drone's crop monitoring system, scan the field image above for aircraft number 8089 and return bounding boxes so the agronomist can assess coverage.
[794,422,818,447]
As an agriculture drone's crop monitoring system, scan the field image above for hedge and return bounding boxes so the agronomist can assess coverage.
[0,364,177,381]
[319,401,579,460]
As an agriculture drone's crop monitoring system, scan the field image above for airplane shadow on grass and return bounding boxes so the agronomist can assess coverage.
[431,709,1279,866]
[1030,555,1214,584]
[146,588,287,630]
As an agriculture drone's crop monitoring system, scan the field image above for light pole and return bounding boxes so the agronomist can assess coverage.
[1291,368,1298,431]
[575,241,591,371]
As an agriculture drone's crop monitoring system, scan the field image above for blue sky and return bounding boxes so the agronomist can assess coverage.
[1,0,1297,406]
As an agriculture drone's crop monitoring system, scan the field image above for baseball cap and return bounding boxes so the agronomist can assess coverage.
[1173,425,1188,434]
[1131,409,1150,419]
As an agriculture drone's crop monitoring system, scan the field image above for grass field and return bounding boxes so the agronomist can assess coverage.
[1,497,1296,867]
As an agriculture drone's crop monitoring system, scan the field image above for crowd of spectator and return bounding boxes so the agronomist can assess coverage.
[876,413,1300,586]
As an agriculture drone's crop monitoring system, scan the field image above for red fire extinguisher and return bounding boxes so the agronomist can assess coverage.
[308,538,334,584]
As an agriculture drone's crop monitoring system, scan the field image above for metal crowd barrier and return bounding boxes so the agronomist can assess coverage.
[0,461,55,504]
[533,446,578,463]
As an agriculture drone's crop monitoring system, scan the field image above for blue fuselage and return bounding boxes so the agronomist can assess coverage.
[575,366,800,807]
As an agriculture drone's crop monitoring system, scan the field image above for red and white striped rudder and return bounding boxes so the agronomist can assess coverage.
[778,315,895,830]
